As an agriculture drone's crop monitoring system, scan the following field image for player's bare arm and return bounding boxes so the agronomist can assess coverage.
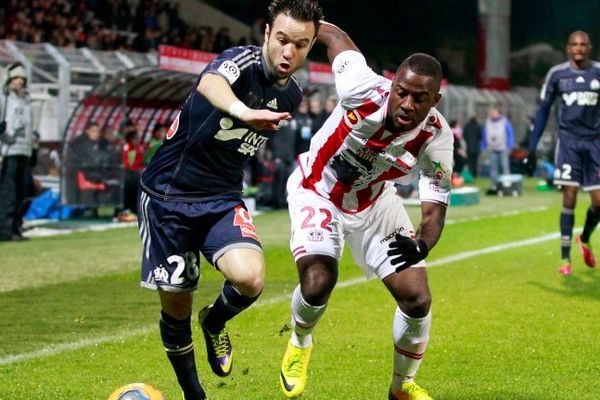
[317,21,360,63]
[197,73,291,131]
[416,201,446,250]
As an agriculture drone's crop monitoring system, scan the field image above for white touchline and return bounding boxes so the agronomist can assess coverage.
[0,229,572,366]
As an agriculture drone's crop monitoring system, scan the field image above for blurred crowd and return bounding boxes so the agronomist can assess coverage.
[0,0,245,53]
[250,94,336,209]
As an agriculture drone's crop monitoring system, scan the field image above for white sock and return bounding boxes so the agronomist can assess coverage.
[290,285,327,348]
[391,307,431,390]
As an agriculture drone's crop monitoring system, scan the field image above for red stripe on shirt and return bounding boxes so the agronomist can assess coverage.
[404,129,433,157]
[303,98,383,193]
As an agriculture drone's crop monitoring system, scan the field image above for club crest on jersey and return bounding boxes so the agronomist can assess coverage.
[344,110,361,127]
[153,265,169,282]
[430,161,451,192]
[166,111,181,139]
[592,79,600,90]
[307,229,324,242]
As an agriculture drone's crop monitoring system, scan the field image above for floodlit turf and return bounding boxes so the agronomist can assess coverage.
[1,178,599,399]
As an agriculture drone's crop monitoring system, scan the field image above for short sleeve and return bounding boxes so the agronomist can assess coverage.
[417,125,454,205]
[204,47,255,87]
[332,50,384,108]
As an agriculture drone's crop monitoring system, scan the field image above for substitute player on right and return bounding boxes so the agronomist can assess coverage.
[527,30,600,275]
[279,21,453,400]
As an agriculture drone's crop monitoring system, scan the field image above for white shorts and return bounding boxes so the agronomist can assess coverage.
[287,168,426,280]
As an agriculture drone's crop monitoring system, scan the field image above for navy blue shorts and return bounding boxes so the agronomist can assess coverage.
[554,132,600,191]
[137,190,262,292]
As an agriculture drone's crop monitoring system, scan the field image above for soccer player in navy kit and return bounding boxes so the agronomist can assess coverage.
[527,30,600,275]
[137,1,323,398]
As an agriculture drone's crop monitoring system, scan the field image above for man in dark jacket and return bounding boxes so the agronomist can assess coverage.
[462,116,482,177]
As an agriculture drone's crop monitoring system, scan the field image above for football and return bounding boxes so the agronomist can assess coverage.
[107,383,165,400]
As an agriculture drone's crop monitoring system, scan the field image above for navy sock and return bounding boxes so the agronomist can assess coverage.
[203,280,260,333]
[581,206,600,243]
[560,207,575,260]
[159,312,206,400]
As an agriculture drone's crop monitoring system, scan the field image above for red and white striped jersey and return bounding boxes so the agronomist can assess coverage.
[297,50,454,214]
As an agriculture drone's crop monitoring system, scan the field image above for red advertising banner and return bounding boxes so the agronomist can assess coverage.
[308,61,334,84]
[159,45,217,74]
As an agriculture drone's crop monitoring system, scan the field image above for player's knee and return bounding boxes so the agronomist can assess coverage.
[235,273,264,297]
[399,292,431,318]
[159,291,193,320]
[301,269,336,305]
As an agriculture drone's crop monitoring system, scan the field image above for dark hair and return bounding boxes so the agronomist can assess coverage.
[86,120,100,130]
[268,0,324,35]
[399,53,443,88]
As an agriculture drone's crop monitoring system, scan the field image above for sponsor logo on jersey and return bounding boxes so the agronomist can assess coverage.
[266,98,278,109]
[220,117,234,129]
[380,227,406,244]
[217,60,241,84]
[562,91,598,106]
[215,127,248,141]
[214,124,269,156]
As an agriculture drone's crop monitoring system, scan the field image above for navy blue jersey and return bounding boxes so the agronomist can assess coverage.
[141,45,303,201]
[529,61,600,151]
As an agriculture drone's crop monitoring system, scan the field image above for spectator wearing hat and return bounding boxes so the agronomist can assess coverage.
[0,62,35,241]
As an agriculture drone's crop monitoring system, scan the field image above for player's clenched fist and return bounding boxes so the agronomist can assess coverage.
[387,234,429,272]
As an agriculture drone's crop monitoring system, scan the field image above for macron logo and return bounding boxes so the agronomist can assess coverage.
[266,98,278,110]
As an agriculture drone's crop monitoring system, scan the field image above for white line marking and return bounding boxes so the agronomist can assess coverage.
[445,206,548,225]
[0,230,566,366]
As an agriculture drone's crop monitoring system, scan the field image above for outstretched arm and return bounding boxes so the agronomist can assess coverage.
[197,73,291,131]
[317,21,360,63]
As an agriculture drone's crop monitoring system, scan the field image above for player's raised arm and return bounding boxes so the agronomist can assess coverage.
[317,21,360,63]
[197,73,291,131]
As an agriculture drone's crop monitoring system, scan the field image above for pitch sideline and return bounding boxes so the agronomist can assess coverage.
[0,230,565,366]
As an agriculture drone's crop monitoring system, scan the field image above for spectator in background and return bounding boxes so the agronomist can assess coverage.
[311,95,335,131]
[213,27,233,53]
[294,98,314,156]
[481,105,514,194]
[308,95,323,125]
[65,120,120,211]
[0,62,35,241]
[269,116,297,208]
[250,16,265,45]
[121,119,145,217]
[450,119,466,177]
[463,115,482,177]
[144,123,166,166]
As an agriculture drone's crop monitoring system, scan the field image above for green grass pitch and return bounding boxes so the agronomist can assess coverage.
[1,178,599,399]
